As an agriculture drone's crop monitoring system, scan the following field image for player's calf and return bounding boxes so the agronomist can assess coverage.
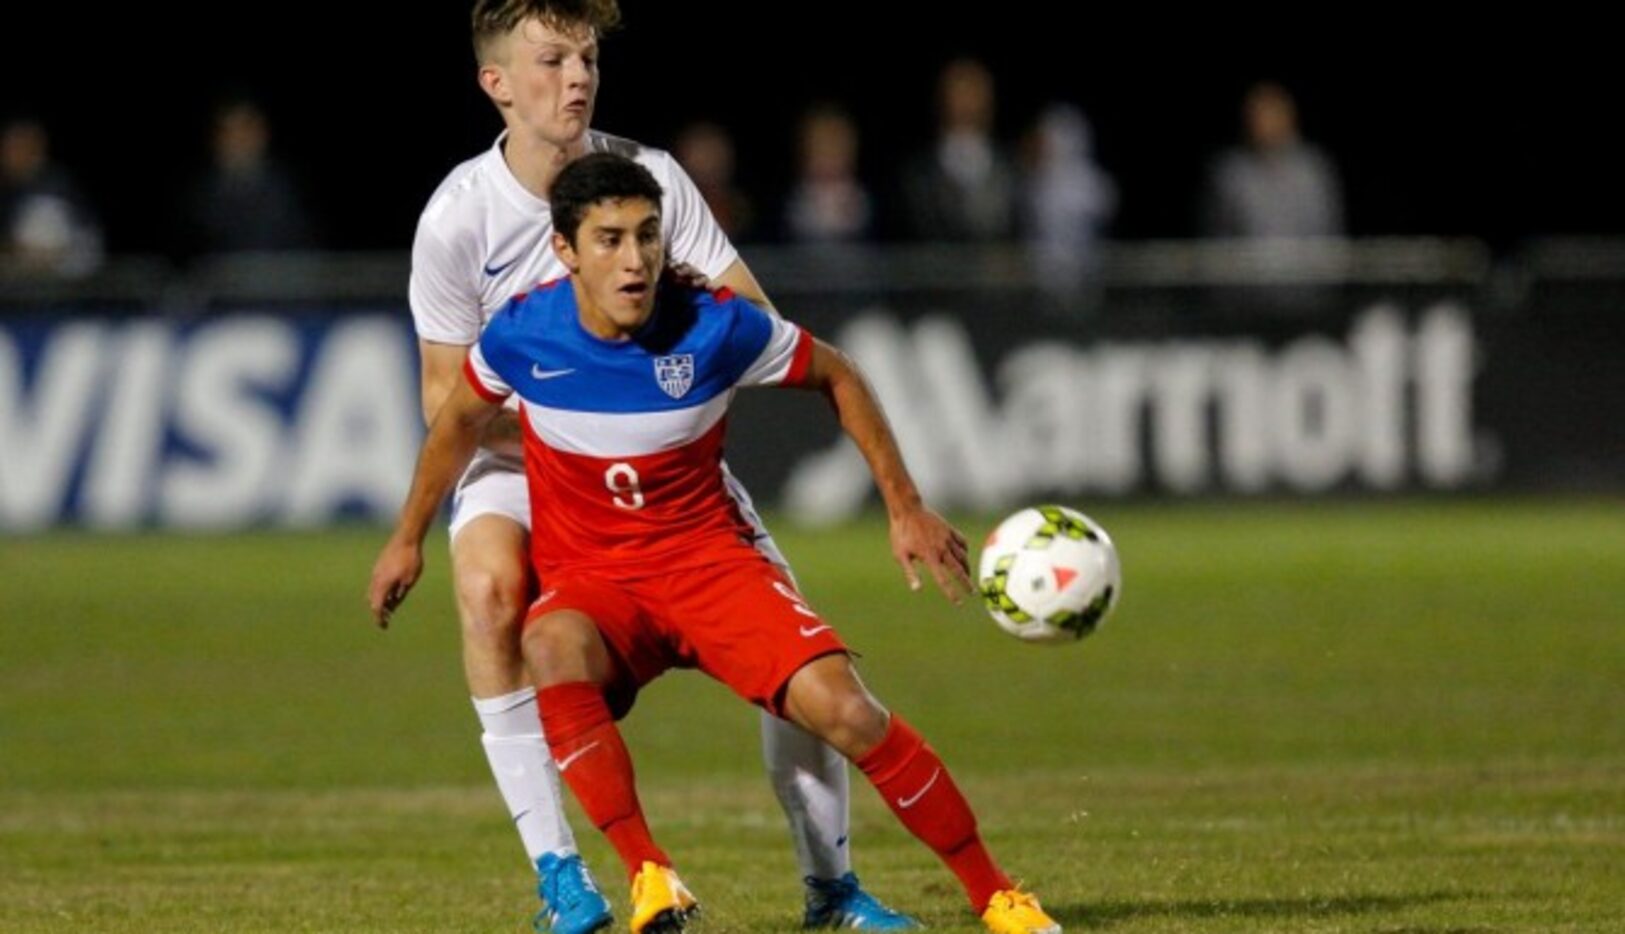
[535,680,672,880]
[784,661,1038,926]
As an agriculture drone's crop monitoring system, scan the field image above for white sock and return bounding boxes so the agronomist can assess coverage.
[761,709,852,881]
[474,688,577,866]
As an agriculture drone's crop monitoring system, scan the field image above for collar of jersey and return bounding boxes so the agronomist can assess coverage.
[488,130,552,215]
[566,289,664,351]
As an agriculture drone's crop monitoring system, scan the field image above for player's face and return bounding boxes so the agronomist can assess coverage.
[487,17,599,147]
[559,197,665,339]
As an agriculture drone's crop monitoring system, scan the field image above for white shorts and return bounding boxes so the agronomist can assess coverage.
[447,454,789,577]
[448,452,529,543]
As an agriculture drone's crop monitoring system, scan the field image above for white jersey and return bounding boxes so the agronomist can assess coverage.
[410,130,739,345]
[411,130,774,553]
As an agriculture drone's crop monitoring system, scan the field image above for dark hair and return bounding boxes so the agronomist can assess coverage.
[471,0,621,64]
[550,152,664,245]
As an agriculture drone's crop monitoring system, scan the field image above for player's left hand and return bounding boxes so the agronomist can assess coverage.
[368,537,423,629]
[889,504,973,603]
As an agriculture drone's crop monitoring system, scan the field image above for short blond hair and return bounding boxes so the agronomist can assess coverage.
[472,0,621,63]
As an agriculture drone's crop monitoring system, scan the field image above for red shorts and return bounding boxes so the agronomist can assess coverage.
[524,553,847,718]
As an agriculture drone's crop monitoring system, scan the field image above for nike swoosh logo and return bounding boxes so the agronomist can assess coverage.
[555,741,601,773]
[484,255,522,276]
[531,365,576,380]
[798,624,832,638]
[896,767,941,809]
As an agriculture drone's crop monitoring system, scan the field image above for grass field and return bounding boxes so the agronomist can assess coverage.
[2,500,1622,932]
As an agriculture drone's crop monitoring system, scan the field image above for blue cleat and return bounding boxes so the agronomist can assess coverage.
[803,872,921,930]
[534,852,613,934]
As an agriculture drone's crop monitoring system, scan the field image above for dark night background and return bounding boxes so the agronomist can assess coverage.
[3,8,1619,255]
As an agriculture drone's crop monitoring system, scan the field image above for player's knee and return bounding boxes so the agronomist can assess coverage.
[834,690,889,746]
[807,685,889,757]
[521,612,600,686]
[521,615,565,659]
[454,567,528,643]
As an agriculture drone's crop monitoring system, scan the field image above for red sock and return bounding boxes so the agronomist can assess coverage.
[537,682,669,878]
[856,714,1012,912]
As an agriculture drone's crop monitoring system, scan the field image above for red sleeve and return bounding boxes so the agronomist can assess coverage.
[782,329,815,387]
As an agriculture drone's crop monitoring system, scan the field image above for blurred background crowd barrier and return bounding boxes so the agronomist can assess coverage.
[3,235,1620,531]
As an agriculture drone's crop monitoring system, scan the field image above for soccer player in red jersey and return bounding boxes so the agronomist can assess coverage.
[372,153,1063,934]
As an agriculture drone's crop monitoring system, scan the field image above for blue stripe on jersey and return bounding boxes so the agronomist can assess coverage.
[478,279,776,414]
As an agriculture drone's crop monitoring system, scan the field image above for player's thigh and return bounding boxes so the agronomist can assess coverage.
[450,513,533,641]
[665,560,850,715]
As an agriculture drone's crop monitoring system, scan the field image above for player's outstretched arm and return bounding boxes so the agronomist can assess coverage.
[801,338,972,602]
[368,374,501,628]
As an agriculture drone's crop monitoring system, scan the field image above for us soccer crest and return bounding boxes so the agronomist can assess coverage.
[653,354,694,399]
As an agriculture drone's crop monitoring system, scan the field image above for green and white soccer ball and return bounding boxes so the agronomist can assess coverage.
[978,505,1121,645]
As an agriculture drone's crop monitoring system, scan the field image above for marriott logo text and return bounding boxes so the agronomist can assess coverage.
[787,306,1487,521]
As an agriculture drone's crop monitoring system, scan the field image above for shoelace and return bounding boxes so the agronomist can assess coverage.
[547,863,595,910]
[806,876,853,905]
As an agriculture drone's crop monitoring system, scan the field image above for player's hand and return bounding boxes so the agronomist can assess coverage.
[888,504,973,603]
[368,536,423,629]
[666,262,712,290]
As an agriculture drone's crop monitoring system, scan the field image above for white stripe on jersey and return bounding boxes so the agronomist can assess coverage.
[738,314,808,387]
[520,392,732,459]
[466,343,513,400]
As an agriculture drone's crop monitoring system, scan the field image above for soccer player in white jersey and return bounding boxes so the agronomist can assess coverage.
[374,151,1063,934]
[405,2,912,930]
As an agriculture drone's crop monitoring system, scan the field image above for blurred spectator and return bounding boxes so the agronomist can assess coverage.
[183,99,315,256]
[902,58,1018,242]
[1201,82,1344,238]
[1020,103,1116,311]
[673,121,753,240]
[0,117,103,276]
[784,104,873,244]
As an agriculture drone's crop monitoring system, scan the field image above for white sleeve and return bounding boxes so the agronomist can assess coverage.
[409,217,482,345]
[660,156,740,279]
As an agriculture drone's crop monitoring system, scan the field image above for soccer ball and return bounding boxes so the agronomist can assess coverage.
[978,505,1121,645]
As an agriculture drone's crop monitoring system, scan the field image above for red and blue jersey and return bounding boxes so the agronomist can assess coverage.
[464,279,813,580]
